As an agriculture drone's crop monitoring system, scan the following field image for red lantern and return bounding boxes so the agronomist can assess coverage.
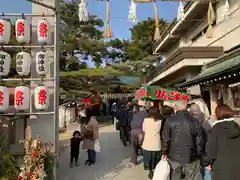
[37,19,51,44]
[14,86,30,110]
[15,18,30,43]
[34,86,49,110]
[0,19,11,44]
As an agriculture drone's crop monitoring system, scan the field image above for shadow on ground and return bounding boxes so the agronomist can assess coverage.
[58,127,133,180]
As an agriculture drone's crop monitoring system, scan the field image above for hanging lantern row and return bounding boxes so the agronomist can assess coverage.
[0,50,49,76]
[0,86,49,111]
[0,18,51,44]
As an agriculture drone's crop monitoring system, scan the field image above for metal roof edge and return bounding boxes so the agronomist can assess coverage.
[176,48,240,87]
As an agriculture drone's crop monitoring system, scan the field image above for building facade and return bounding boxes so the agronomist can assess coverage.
[149,0,240,117]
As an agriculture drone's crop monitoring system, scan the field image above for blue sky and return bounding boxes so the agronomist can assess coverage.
[0,0,178,39]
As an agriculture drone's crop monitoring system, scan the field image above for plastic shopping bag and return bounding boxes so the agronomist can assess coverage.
[204,167,212,180]
[152,159,170,180]
[114,117,120,130]
[94,139,100,152]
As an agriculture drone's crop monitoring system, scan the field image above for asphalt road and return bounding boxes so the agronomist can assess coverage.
[58,125,148,180]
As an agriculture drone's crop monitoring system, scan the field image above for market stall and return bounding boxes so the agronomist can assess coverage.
[135,85,192,103]
[135,85,192,110]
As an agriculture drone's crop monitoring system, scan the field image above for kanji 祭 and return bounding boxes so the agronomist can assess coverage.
[17,22,25,36]
[39,23,48,37]
[15,90,24,106]
[38,89,47,105]
[0,91,3,106]
[0,23,3,36]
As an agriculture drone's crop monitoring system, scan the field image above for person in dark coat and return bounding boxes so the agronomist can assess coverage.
[162,101,204,180]
[161,105,174,136]
[189,103,211,140]
[70,130,83,168]
[116,102,129,146]
[129,105,148,165]
[203,104,240,180]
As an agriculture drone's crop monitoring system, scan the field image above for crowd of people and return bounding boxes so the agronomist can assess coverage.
[112,101,240,180]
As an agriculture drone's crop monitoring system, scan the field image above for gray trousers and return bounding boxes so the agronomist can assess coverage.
[169,159,203,180]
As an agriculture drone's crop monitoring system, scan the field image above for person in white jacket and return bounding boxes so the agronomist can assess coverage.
[142,106,162,179]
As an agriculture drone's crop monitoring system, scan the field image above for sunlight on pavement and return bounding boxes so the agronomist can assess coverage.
[58,125,148,180]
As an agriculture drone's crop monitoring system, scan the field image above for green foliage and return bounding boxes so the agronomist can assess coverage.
[108,18,168,62]
[60,0,109,68]
[0,137,20,180]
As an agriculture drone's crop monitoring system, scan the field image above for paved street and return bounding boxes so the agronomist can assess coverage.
[58,125,148,180]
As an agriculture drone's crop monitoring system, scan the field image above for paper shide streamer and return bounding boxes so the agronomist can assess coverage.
[78,0,89,22]
[177,1,184,21]
[206,0,215,38]
[223,0,230,19]
[128,0,137,23]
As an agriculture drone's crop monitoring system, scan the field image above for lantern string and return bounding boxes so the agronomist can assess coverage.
[104,0,112,38]
[206,0,215,38]
[153,0,161,41]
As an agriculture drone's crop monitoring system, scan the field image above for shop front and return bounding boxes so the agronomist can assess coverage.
[177,47,240,119]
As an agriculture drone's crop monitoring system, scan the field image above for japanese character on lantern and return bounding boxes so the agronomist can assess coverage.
[0,22,3,36]
[0,51,11,76]
[37,19,51,44]
[36,51,49,76]
[0,91,4,106]
[39,22,47,38]
[38,89,47,105]
[16,21,25,36]
[15,90,24,106]
[0,54,5,73]
[34,86,49,110]
[16,52,31,76]
[0,19,11,44]
[16,54,23,73]
[0,86,9,111]
[15,18,30,43]
[38,54,45,72]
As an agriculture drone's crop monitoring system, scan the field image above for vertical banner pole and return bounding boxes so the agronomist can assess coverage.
[53,0,60,179]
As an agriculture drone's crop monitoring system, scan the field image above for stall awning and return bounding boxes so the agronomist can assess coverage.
[135,85,191,103]
[176,47,240,87]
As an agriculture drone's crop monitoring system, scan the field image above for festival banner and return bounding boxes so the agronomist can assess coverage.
[135,85,192,103]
